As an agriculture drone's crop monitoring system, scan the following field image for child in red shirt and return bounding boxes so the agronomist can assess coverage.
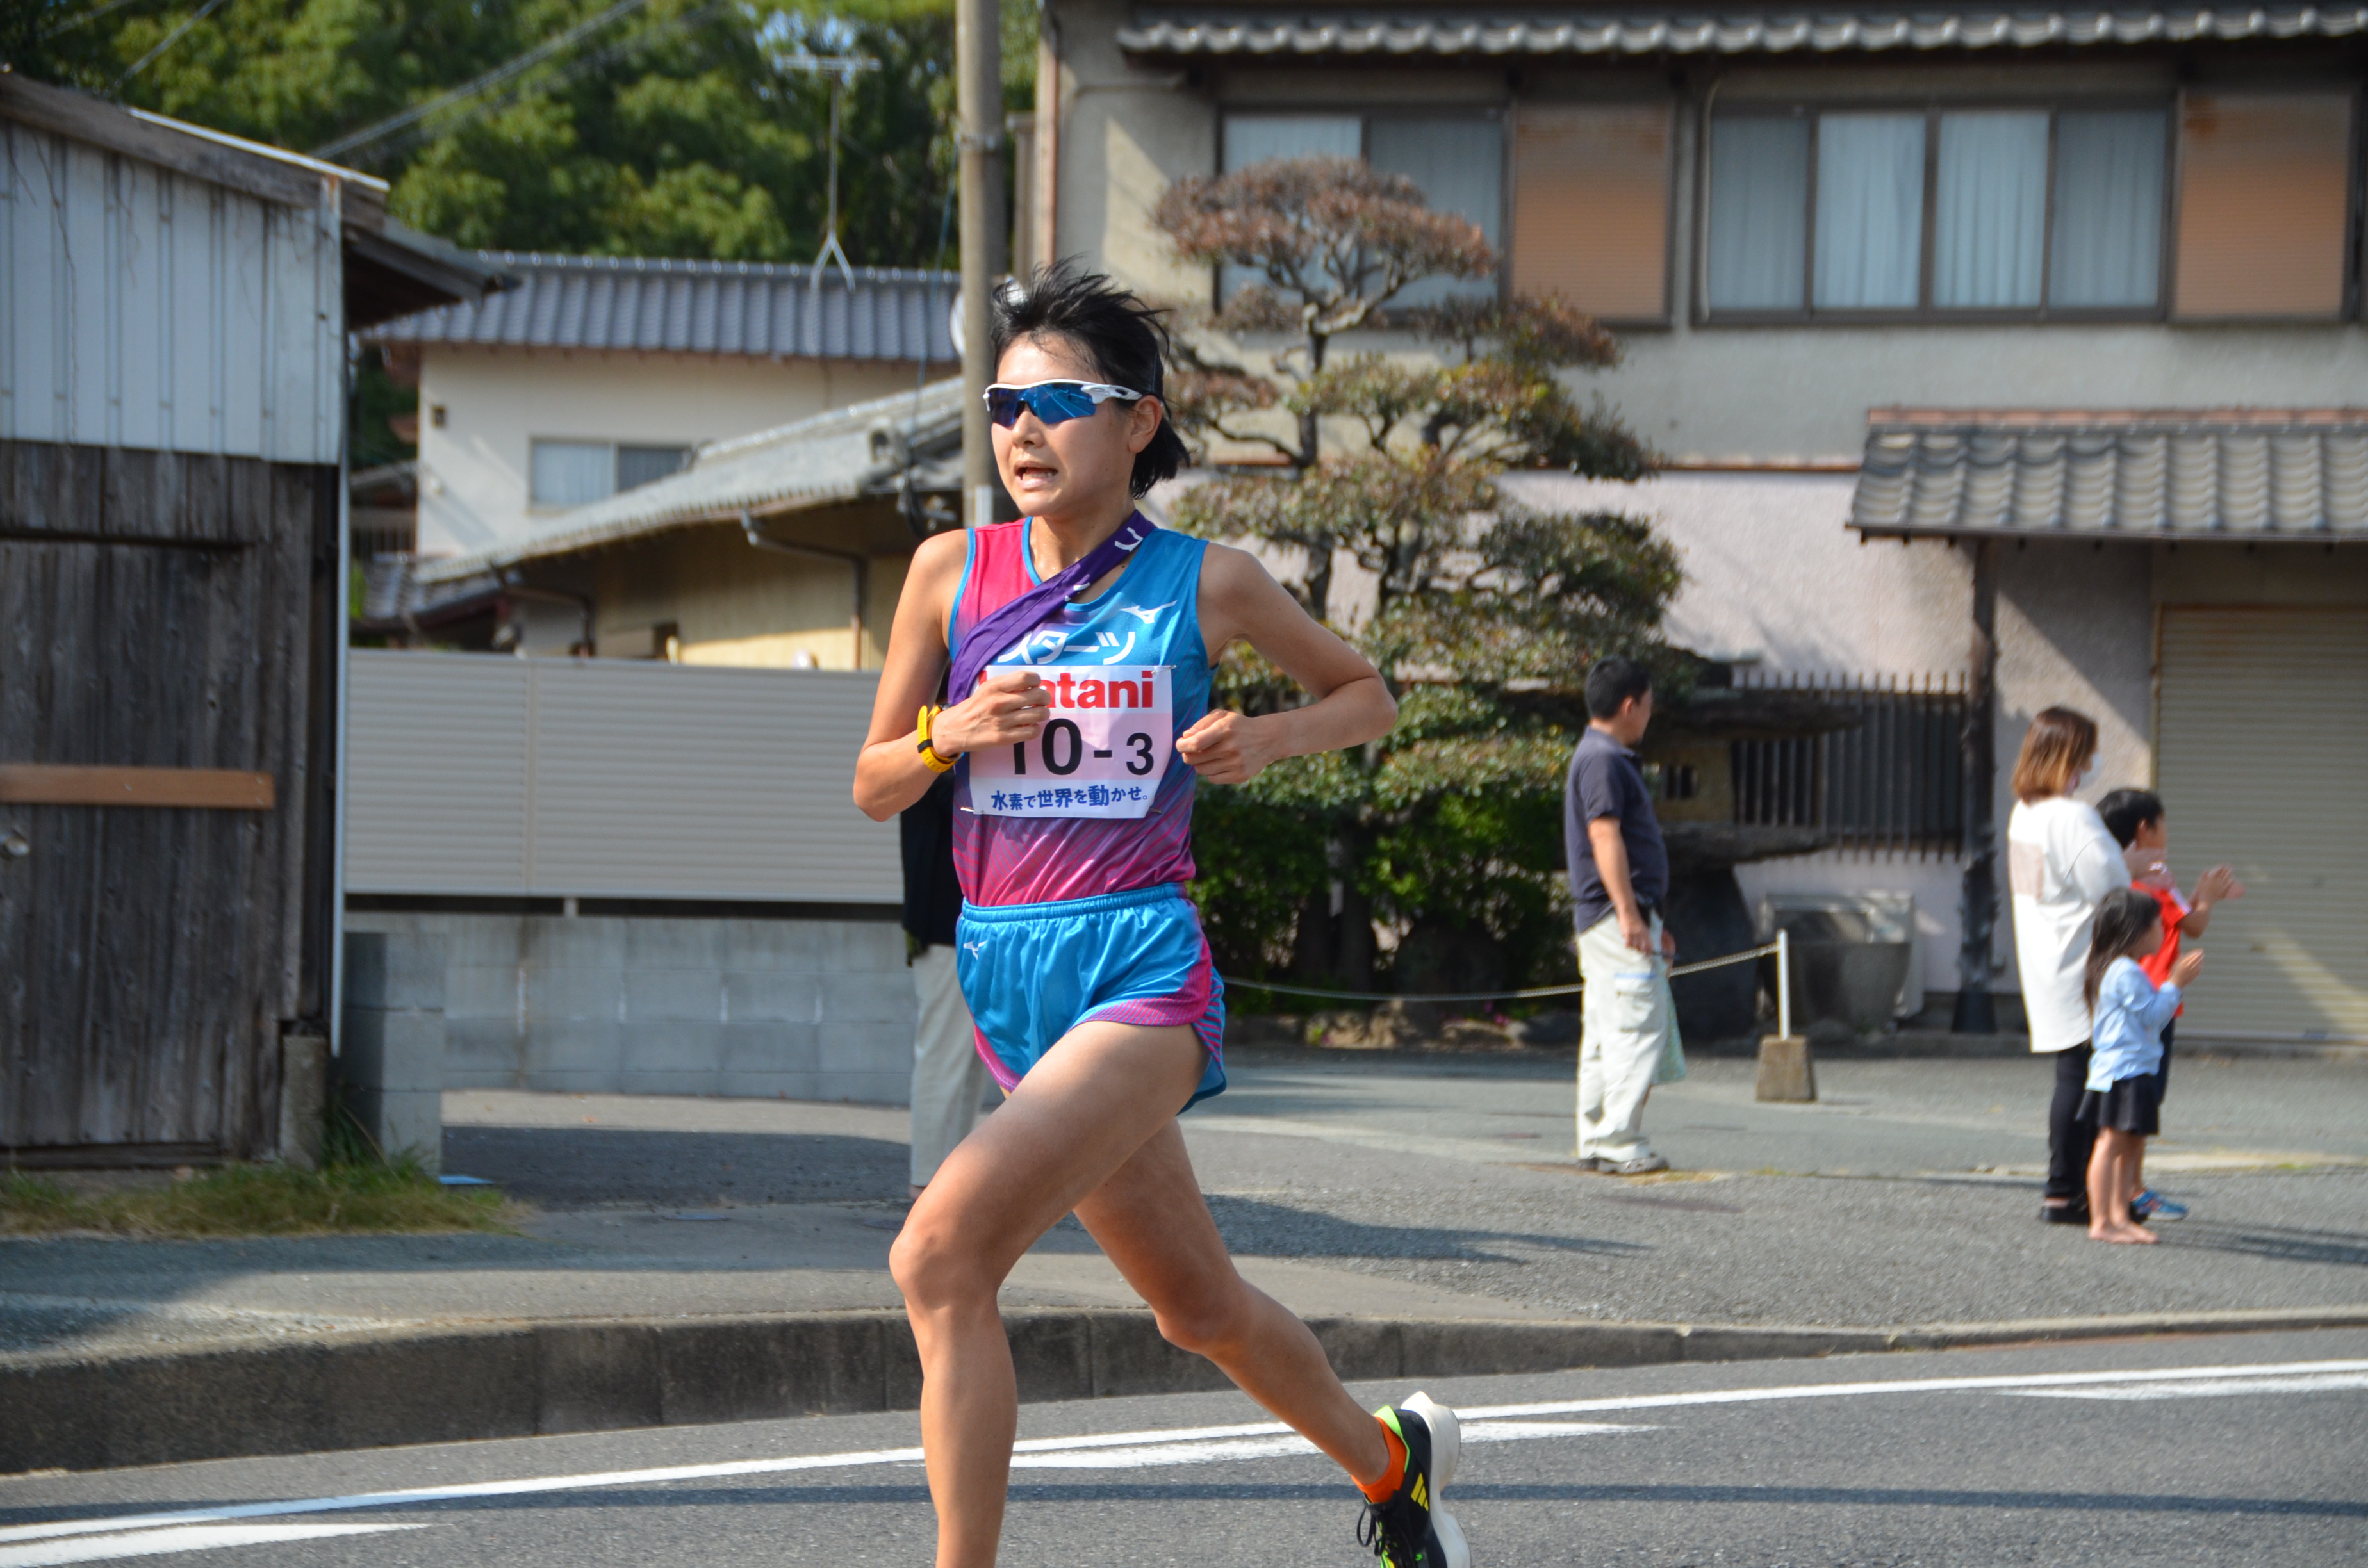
[2096,790,2244,1221]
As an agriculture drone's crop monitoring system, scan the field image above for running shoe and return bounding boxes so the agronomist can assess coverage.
[2131,1190,2188,1221]
[1358,1392,1469,1568]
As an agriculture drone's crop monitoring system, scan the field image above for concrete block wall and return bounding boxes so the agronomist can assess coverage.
[343,912,915,1104]
[340,932,449,1166]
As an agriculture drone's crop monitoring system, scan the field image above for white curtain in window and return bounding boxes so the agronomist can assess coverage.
[530,440,614,508]
[1220,115,1363,299]
[1369,118,1503,304]
[1933,111,2048,308]
[1706,117,1810,311]
[2050,110,2167,309]
[1223,114,1361,172]
[1814,113,1925,310]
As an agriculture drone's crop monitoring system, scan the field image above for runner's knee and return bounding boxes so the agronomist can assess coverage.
[1151,1278,1256,1358]
[889,1217,993,1309]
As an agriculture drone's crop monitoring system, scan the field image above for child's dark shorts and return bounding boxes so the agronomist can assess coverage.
[2079,1075,2161,1137]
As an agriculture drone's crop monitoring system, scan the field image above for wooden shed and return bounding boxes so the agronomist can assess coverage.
[0,75,498,1165]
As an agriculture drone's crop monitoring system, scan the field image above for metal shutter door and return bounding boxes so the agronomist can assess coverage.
[2155,607,2368,1041]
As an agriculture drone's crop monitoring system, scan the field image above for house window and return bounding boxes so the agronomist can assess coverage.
[2173,93,2356,320]
[529,440,694,507]
[1219,111,1502,304]
[1510,102,1673,322]
[1705,103,2172,319]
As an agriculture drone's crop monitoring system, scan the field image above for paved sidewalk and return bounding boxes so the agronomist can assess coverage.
[5,1052,2364,1362]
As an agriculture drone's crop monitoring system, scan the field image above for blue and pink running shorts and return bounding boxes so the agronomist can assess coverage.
[956,882,1227,1109]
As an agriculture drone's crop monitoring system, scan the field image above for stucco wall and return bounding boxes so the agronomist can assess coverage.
[1502,471,1971,673]
[415,347,915,557]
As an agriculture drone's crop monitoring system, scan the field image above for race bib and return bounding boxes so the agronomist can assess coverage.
[970,667,1172,819]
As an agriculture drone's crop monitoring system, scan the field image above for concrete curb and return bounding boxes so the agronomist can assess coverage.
[7,1303,2366,1475]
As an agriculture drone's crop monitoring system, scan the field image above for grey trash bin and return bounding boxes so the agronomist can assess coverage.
[1761,894,1916,1036]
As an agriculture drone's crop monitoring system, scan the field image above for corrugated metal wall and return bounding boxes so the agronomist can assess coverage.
[345,651,900,902]
[0,122,344,465]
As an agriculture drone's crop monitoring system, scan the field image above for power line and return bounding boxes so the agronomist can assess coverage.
[108,0,225,97]
[311,0,652,160]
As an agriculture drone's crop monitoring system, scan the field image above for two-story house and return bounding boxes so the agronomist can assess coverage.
[358,253,958,660]
[1023,2,2367,1045]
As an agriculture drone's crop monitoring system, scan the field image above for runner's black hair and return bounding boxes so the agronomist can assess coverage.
[991,262,1189,499]
[2096,788,2164,849]
[2084,886,2165,1009]
[1585,657,1654,721]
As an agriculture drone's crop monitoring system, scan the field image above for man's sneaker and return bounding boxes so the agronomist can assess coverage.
[1358,1392,1470,1568]
[1608,1153,1668,1176]
[2132,1190,2188,1221]
[2041,1201,2091,1225]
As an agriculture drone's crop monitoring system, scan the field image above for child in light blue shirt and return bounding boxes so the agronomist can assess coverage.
[2078,887,2204,1244]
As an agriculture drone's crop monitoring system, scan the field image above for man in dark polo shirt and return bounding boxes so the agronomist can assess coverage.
[1564,656,1681,1175]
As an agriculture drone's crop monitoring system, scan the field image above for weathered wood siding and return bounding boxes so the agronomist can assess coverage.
[0,439,333,1159]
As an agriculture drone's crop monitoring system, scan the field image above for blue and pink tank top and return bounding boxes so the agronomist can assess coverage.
[948,517,1212,908]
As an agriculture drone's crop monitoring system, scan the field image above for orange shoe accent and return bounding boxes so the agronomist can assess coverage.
[1358,1417,1408,1503]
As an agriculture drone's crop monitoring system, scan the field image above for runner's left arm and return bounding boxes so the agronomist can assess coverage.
[1177,543,1396,786]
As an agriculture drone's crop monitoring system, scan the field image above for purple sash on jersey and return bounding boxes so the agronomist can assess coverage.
[948,512,1159,700]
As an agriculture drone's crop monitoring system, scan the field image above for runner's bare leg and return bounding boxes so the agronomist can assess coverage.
[891,1020,1387,1568]
[1075,1119,1393,1476]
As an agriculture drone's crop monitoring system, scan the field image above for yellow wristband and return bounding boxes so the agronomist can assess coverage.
[916,705,956,772]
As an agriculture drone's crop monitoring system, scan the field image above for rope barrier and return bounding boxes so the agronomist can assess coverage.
[1220,940,1783,1006]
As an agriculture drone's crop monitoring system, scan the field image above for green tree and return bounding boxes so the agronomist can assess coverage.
[14,0,1024,266]
[1153,156,1684,999]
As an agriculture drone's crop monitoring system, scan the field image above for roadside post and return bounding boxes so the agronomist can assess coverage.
[1757,924,1818,1102]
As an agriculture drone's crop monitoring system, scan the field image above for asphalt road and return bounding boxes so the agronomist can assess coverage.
[8,1054,2365,1359]
[6,1328,2364,1567]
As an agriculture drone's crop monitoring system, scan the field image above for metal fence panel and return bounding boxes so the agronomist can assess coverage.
[345,651,898,902]
[1732,674,1968,853]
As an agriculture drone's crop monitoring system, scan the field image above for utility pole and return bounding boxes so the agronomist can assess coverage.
[1953,538,1999,1034]
[957,0,1005,527]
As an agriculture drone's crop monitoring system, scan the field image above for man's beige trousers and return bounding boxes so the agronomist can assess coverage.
[1575,910,1681,1163]
[910,943,995,1188]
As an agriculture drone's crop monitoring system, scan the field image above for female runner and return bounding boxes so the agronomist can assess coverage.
[854,264,1468,1568]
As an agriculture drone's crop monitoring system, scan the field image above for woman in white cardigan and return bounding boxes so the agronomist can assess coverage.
[2006,706,2132,1224]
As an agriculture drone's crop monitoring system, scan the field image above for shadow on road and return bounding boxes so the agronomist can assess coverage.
[2160,1220,2368,1269]
[441,1126,909,1209]
[1204,1195,1644,1262]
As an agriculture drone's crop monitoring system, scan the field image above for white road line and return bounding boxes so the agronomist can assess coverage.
[4,1358,2362,1551]
[1009,1421,1650,1471]
[1993,1371,2368,1401]
[1451,1357,2368,1422]
[0,1523,426,1568]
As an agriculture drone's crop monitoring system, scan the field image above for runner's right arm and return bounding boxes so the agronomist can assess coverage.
[855,530,1052,821]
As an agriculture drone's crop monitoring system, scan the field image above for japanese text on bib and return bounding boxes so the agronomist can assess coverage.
[970,667,1172,819]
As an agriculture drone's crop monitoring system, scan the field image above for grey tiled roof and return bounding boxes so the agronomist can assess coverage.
[1119,6,2368,56]
[363,252,958,363]
[415,378,965,583]
[1850,410,2368,540]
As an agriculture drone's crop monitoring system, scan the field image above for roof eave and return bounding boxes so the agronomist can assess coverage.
[1853,522,2368,543]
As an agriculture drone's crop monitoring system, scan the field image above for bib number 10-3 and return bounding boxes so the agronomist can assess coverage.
[969,666,1172,819]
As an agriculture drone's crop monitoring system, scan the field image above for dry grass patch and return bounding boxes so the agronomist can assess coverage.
[1,1158,519,1239]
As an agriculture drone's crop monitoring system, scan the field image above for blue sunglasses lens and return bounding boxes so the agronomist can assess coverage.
[988,384,1101,428]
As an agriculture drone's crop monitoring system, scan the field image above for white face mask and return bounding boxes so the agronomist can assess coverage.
[2066,766,2091,794]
